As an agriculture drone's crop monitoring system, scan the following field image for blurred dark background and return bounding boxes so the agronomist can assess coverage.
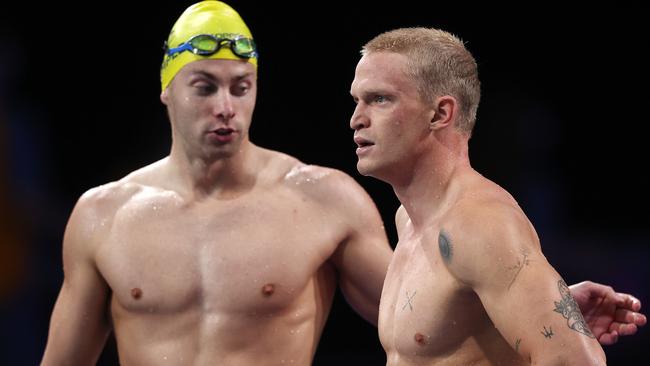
[1,1,647,364]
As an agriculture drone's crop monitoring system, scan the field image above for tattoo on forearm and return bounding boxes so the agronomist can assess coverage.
[515,338,522,352]
[402,290,417,311]
[553,280,596,338]
[507,251,530,290]
[541,326,554,339]
[439,231,452,263]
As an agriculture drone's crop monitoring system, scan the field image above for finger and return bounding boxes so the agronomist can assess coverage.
[609,322,638,336]
[598,330,619,346]
[618,323,639,336]
[615,309,647,326]
[615,308,638,323]
[616,293,642,311]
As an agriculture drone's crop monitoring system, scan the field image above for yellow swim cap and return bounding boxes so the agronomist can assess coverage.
[160,1,257,91]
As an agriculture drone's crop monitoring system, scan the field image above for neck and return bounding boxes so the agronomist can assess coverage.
[392,132,471,230]
[167,140,261,200]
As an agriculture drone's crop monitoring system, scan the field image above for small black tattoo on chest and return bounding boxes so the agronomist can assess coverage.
[402,290,417,311]
[438,231,452,263]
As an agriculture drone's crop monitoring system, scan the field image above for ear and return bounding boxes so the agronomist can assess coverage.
[160,88,169,106]
[429,95,457,131]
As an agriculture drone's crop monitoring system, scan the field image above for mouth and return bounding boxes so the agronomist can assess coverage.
[354,136,374,148]
[213,127,235,136]
[207,127,237,143]
[354,136,374,155]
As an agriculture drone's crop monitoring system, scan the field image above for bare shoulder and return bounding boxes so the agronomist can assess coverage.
[67,160,166,246]
[75,161,163,219]
[284,162,374,211]
[255,149,379,222]
[438,179,541,285]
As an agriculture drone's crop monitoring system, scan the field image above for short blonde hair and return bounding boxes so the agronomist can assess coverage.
[362,27,481,135]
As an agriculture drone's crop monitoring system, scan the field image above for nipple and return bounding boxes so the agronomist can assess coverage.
[131,287,143,299]
[414,332,427,346]
[261,283,275,297]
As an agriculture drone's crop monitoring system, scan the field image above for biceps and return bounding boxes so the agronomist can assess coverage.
[477,264,603,362]
[332,234,392,324]
[43,266,111,363]
[338,237,391,295]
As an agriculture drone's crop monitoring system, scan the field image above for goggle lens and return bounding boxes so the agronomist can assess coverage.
[167,34,258,59]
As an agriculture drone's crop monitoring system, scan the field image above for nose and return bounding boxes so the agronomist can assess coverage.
[212,90,235,121]
[350,102,369,131]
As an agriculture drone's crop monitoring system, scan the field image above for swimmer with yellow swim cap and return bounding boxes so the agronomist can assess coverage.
[41,2,396,364]
[161,0,258,90]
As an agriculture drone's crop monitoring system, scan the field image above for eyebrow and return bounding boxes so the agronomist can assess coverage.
[189,70,217,81]
[189,70,254,82]
[356,89,392,98]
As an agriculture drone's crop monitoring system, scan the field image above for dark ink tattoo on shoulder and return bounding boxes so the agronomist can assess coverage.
[438,231,452,264]
[515,338,522,352]
[553,280,596,338]
[507,251,530,290]
[541,326,554,339]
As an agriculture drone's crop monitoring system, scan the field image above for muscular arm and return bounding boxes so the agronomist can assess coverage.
[41,191,112,365]
[446,203,606,365]
[326,171,393,326]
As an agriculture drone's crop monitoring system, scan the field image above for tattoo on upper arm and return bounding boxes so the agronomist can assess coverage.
[507,251,530,290]
[541,326,554,339]
[438,231,452,263]
[553,280,596,338]
[402,290,417,311]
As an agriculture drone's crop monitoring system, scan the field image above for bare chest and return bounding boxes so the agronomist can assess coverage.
[378,234,487,361]
[96,188,342,316]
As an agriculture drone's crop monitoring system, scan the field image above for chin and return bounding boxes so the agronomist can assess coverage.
[356,160,371,176]
[356,159,381,178]
[205,144,240,160]
[357,159,397,184]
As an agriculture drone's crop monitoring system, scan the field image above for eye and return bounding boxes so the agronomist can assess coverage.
[373,95,388,104]
[193,81,216,96]
[232,81,251,97]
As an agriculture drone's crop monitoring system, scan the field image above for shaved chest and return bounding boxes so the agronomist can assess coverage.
[96,189,341,316]
[378,234,487,360]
